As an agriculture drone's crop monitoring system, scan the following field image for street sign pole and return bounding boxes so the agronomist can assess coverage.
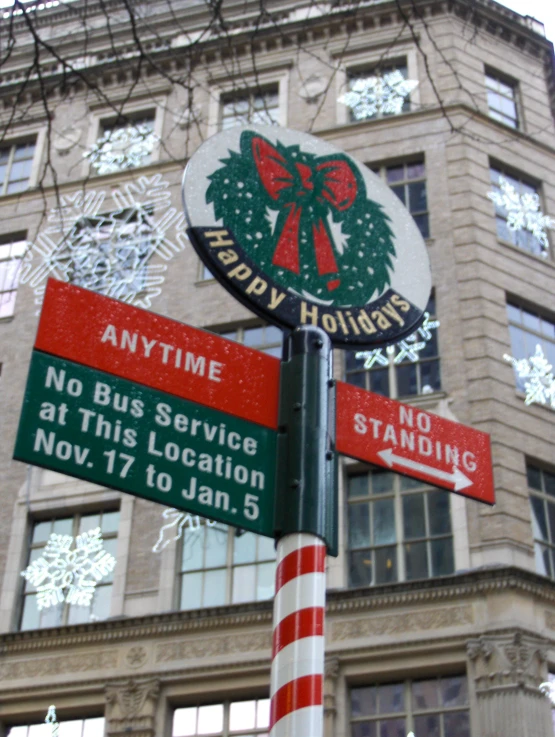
[270,327,336,737]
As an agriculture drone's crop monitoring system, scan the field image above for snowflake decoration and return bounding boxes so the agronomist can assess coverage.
[153,508,217,552]
[21,527,116,609]
[19,173,188,313]
[85,123,156,175]
[540,680,555,705]
[488,176,554,256]
[356,311,440,369]
[45,705,59,736]
[503,344,555,409]
[340,70,419,119]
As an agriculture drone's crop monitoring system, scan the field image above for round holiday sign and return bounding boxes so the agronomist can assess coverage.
[182,125,431,347]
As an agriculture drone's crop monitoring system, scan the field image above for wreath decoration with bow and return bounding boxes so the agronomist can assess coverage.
[206,131,396,307]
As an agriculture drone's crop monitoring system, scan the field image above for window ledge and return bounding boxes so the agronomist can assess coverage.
[496,237,554,268]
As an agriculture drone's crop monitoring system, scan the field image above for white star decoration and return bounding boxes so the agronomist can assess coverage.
[504,344,555,409]
[21,528,116,609]
[340,70,419,119]
[152,508,217,553]
[85,123,156,175]
[19,173,188,313]
[45,705,59,736]
[488,176,554,256]
[356,312,440,369]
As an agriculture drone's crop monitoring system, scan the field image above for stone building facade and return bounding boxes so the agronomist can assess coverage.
[0,0,554,735]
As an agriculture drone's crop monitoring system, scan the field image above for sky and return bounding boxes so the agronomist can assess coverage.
[499,0,555,43]
[0,0,553,43]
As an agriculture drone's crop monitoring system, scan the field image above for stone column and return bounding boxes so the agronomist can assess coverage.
[105,677,160,737]
[324,656,339,737]
[467,631,552,737]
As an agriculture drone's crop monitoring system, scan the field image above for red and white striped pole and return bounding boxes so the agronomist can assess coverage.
[270,326,336,737]
[269,533,326,737]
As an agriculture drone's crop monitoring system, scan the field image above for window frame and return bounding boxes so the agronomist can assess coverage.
[373,157,430,239]
[0,233,27,319]
[84,102,164,176]
[505,299,555,398]
[177,520,276,611]
[335,46,420,125]
[344,294,440,400]
[19,508,121,631]
[349,674,470,737]
[485,68,519,129]
[0,138,38,196]
[219,85,280,131]
[207,68,289,136]
[346,466,455,588]
[527,462,555,580]
[172,697,270,737]
[490,165,550,258]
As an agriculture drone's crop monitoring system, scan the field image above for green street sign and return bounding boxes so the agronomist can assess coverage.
[14,351,277,537]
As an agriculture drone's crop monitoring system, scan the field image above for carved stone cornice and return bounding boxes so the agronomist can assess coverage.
[105,677,160,737]
[0,567,554,657]
[467,629,548,693]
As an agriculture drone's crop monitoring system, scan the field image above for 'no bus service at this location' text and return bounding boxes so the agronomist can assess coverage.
[15,350,278,538]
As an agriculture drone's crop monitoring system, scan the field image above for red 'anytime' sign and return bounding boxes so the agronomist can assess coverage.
[35,279,280,430]
[336,381,495,504]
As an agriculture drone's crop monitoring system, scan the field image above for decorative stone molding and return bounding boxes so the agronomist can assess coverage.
[323,656,339,737]
[52,125,82,155]
[126,645,148,669]
[467,631,547,691]
[156,631,271,663]
[332,604,473,641]
[0,649,118,681]
[467,630,552,737]
[299,75,328,103]
[105,677,160,737]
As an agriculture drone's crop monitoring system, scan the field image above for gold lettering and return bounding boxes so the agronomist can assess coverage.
[391,293,410,312]
[205,230,235,247]
[357,309,377,335]
[228,263,252,281]
[300,301,318,325]
[218,249,239,266]
[372,310,392,330]
[335,311,349,335]
[382,302,404,326]
[322,313,338,333]
[245,276,268,296]
[268,288,286,310]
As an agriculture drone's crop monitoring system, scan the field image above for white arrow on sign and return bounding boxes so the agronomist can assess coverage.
[377,448,473,491]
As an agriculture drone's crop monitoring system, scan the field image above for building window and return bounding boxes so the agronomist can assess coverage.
[220,323,283,358]
[20,510,119,630]
[58,206,155,302]
[220,86,279,130]
[347,468,454,587]
[0,140,35,195]
[179,521,276,610]
[345,61,414,121]
[375,159,429,238]
[506,302,555,393]
[87,114,156,175]
[7,717,105,736]
[0,235,26,318]
[350,676,469,736]
[485,71,518,128]
[173,698,270,737]
[528,464,555,579]
[490,167,548,256]
[345,295,440,399]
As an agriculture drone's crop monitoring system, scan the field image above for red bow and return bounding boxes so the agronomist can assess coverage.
[252,137,357,291]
